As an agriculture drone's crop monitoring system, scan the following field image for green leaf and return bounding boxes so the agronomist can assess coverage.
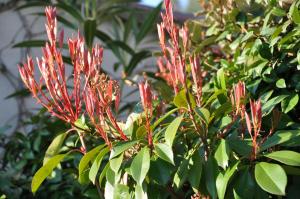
[265,150,300,166]
[205,157,218,199]
[78,144,105,184]
[89,147,109,184]
[173,158,190,189]
[216,68,226,90]
[99,163,110,187]
[289,1,300,25]
[136,2,162,44]
[110,140,139,159]
[95,29,112,42]
[13,40,46,48]
[187,152,202,192]
[130,147,150,185]
[43,132,67,165]
[262,95,288,116]
[32,153,68,193]
[84,19,96,48]
[154,143,174,165]
[216,161,239,199]
[234,167,256,199]
[151,108,179,130]
[110,153,124,173]
[135,184,148,199]
[125,51,151,75]
[173,89,196,109]
[255,162,287,195]
[148,158,173,185]
[56,1,84,23]
[281,94,299,113]
[227,138,252,157]
[165,115,183,146]
[113,184,130,199]
[195,107,210,125]
[214,139,230,170]
[260,130,300,151]
[276,78,286,88]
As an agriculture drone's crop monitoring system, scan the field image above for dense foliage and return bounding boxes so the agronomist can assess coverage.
[2,0,300,198]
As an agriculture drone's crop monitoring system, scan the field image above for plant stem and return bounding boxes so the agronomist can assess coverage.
[184,87,209,160]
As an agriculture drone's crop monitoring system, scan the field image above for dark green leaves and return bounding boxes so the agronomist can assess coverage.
[130,147,150,185]
[255,162,287,195]
[136,2,162,44]
[32,153,69,193]
[84,19,96,48]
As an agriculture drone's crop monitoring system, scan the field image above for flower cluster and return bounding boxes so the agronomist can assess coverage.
[19,7,81,124]
[156,0,206,105]
[19,6,126,148]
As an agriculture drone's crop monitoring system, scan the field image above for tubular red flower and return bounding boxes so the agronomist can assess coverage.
[139,81,153,146]
[231,81,246,117]
[190,55,206,106]
[244,99,262,161]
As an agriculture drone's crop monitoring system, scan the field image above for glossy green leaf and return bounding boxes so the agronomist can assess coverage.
[261,130,300,151]
[165,115,183,146]
[205,157,218,199]
[276,78,286,88]
[195,107,210,125]
[187,152,202,192]
[32,153,68,193]
[262,95,288,116]
[214,139,230,170]
[135,184,148,199]
[289,1,300,24]
[173,157,190,189]
[255,162,287,195]
[216,68,226,90]
[110,140,139,159]
[173,89,196,109]
[110,153,124,173]
[130,147,150,185]
[281,94,299,113]
[113,184,130,199]
[151,108,179,130]
[89,147,109,184]
[216,161,239,199]
[43,132,67,165]
[154,143,174,165]
[265,150,300,166]
[78,144,105,184]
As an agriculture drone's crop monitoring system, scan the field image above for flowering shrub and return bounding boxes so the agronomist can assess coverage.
[19,0,300,198]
